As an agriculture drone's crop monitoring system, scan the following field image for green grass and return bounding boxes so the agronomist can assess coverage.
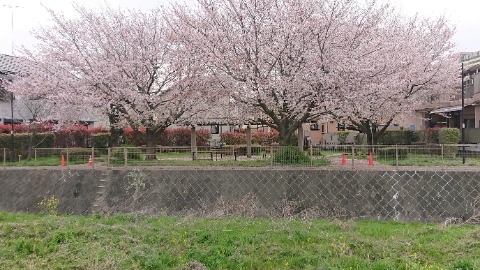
[374,154,480,167]
[2,156,93,167]
[111,158,331,167]
[0,213,478,269]
[5,151,480,168]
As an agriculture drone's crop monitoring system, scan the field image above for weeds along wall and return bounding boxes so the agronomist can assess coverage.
[0,168,479,222]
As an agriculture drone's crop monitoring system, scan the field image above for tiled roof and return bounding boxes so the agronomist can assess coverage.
[0,54,22,74]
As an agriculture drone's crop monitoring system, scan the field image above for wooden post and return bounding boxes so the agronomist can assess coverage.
[191,125,197,160]
[246,125,252,158]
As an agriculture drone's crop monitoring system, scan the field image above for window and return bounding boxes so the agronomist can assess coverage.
[310,123,319,131]
[211,124,220,134]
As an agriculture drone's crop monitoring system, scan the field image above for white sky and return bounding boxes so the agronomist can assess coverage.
[0,0,479,55]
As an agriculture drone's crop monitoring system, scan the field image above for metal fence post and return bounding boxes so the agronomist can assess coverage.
[395,145,399,168]
[441,144,444,168]
[124,147,128,167]
[351,145,355,169]
[91,147,95,169]
[66,148,69,167]
[107,148,111,167]
[270,146,273,166]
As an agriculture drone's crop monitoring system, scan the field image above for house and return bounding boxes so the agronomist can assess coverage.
[0,54,32,124]
[422,50,480,142]
[0,53,101,127]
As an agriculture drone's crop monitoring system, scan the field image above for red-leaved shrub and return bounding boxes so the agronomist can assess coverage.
[220,131,246,145]
[252,130,279,145]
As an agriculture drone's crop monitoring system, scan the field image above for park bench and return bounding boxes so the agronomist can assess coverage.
[192,149,237,161]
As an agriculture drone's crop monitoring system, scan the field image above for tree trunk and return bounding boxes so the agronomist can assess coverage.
[246,126,252,158]
[278,130,293,146]
[108,112,124,147]
[349,118,394,146]
[190,126,197,160]
[144,128,157,161]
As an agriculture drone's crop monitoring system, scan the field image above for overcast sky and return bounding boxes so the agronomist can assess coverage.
[0,0,479,56]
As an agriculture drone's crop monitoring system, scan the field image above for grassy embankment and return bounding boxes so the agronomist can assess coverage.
[0,212,479,269]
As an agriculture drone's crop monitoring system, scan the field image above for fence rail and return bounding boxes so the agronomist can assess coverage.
[2,144,480,169]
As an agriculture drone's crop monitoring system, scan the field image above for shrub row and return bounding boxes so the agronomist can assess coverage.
[425,127,460,145]
[0,133,55,158]
[377,130,420,145]
[122,128,211,147]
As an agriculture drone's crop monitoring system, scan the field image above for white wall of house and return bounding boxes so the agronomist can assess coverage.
[0,99,33,124]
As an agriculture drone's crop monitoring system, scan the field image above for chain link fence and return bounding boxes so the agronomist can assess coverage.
[2,144,480,169]
[0,168,479,224]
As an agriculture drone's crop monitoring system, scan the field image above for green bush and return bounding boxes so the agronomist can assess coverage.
[273,146,310,165]
[415,131,426,143]
[336,131,349,145]
[378,130,419,145]
[91,133,111,148]
[439,128,460,158]
[438,128,460,144]
[0,132,55,159]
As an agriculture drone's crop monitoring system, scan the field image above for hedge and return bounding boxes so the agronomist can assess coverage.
[425,128,440,144]
[0,132,55,158]
[106,128,212,147]
[378,130,420,145]
[91,133,112,148]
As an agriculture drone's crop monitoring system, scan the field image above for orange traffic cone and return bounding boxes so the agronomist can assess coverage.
[341,152,346,166]
[87,155,93,167]
[61,155,66,166]
[368,152,374,165]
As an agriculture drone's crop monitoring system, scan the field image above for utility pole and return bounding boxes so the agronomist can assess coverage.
[2,4,24,161]
[461,63,466,164]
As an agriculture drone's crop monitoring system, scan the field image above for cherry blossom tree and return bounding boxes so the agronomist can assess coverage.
[8,5,207,158]
[171,0,457,145]
[331,15,457,145]
[169,0,333,145]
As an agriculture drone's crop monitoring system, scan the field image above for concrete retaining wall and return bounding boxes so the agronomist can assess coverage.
[0,168,479,222]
